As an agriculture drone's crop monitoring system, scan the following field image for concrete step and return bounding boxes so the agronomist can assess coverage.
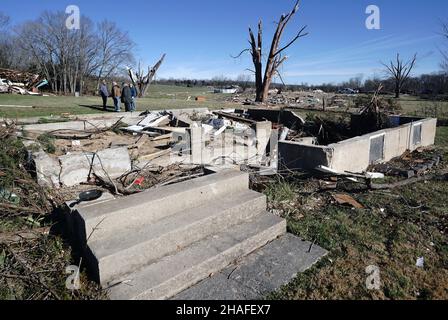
[71,170,248,245]
[88,190,267,285]
[107,212,286,300]
[173,233,328,300]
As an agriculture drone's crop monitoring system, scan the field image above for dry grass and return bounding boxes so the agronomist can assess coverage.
[264,128,448,300]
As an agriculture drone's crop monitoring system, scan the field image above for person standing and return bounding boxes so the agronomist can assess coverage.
[121,83,132,112]
[130,84,137,112]
[99,80,109,110]
[111,82,121,112]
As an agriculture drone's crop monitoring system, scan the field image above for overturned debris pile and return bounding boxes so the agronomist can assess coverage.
[369,148,443,179]
[0,68,46,95]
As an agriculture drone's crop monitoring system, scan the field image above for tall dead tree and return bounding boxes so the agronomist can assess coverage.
[382,53,417,99]
[235,0,307,102]
[441,22,448,73]
[128,54,166,98]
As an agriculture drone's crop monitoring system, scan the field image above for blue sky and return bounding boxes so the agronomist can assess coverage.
[1,0,448,84]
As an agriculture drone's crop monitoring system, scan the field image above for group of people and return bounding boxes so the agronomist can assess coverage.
[99,80,138,112]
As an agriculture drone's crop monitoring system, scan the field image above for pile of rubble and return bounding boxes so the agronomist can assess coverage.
[18,105,439,201]
[20,108,277,196]
[370,148,443,179]
[227,90,354,110]
[0,68,47,95]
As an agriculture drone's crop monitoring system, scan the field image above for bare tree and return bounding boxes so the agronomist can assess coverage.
[15,13,134,95]
[236,74,252,92]
[0,12,9,30]
[0,12,12,68]
[95,20,135,89]
[441,22,448,73]
[128,54,166,98]
[234,0,308,102]
[382,53,417,98]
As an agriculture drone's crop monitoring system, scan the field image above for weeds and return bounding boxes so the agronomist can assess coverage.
[0,122,107,300]
[37,133,56,154]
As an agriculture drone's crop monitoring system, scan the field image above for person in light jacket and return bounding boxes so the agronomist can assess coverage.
[111,82,122,112]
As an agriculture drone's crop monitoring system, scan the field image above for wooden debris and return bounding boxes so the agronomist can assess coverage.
[369,171,448,190]
[332,193,364,209]
[0,227,50,244]
[212,111,256,125]
[138,149,172,161]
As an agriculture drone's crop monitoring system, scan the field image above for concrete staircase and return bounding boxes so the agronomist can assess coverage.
[69,169,287,300]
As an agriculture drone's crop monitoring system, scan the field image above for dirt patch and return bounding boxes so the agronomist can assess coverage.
[52,131,161,160]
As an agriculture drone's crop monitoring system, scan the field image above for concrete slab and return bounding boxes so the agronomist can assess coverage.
[93,147,132,180]
[32,151,61,188]
[59,152,92,187]
[59,147,131,187]
[173,234,327,300]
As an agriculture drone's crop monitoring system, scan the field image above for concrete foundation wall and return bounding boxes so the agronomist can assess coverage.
[279,117,437,173]
[278,143,333,171]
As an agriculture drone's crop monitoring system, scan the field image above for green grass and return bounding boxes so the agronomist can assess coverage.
[0,84,234,119]
[397,95,448,119]
[2,87,448,121]
[435,126,448,148]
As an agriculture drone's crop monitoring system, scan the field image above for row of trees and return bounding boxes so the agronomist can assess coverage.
[0,11,135,95]
[1,5,447,99]
[156,71,448,98]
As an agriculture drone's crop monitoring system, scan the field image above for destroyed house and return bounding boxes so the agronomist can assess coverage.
[278,115,437,173]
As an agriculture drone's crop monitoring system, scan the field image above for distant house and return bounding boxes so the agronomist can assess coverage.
[338,88,359,95]
[214,85,239,94]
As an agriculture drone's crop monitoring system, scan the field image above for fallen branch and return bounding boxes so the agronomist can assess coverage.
[5,245,62,300]
[0,227,50,244]
[368,171,448,190]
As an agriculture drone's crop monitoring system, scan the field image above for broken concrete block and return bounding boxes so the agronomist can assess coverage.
[93,147,132,180]
[59,147,131,187]
[255,121,272,157]
[33,151,61,188]
[59,153,93,187]
[189,127,203,164]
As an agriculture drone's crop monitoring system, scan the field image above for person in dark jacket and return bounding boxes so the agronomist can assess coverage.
[99,80,109,110]
[121,83,132,112]
[130,84,137,112]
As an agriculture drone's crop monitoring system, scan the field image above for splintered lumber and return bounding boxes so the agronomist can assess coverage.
[212,111,256,124]
[332,193,364,209]
[152,133,173,141]
[0,227,50,244]
[138,148,172,161]
[0,68,40,89]
[369,171,448,190]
